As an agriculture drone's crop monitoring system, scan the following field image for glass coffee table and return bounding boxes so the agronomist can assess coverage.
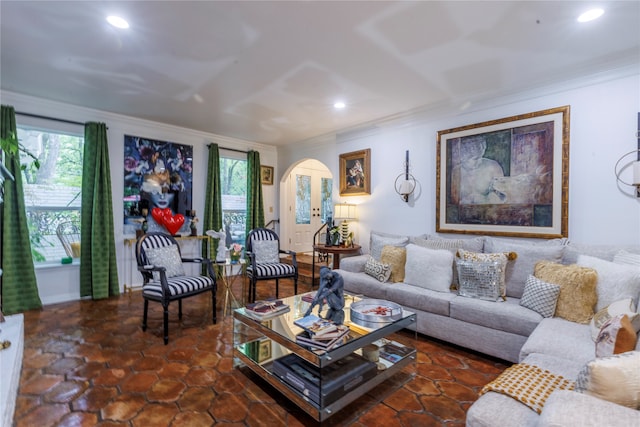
[233,293,416,421]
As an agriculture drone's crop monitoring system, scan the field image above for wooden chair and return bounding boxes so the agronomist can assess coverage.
[245,228,298,303]
[135,232,217,344]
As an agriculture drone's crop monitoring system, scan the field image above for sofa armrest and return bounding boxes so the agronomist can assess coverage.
[339,254,369,272]
[538,390,640,427]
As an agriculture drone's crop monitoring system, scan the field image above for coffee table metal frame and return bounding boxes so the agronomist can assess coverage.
[233,293,416,421]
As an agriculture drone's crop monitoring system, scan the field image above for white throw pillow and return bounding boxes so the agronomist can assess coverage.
[577,254,640,311]
[614,249,640,266]
[369,231,409,261]
[253,240,279,264]
[403,244,453,292]
[145,244,185,280]
[575,351,640,409]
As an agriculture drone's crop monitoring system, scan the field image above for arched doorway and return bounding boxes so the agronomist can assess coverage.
[279,159,333,253]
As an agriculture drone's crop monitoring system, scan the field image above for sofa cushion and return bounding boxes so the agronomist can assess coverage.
[338,269,388,300]
[370,231,408,260]
[595,314,637,357]
[386,283,455,317]
[534,261,597,324]
[577,254,640,311]
[519,275,561,318]
[380,245,406,283]
[519,317,596,365]
[450,296,541,337]
[403,244,453,292]
[339,254,368,273]
[419,235,485,252]
[614,249,640,266]
[590,298,640,341]
[484,238,565,299]
[456,256,508,301]
[575,350,640,409]
[363,256,391,282]
[538,390,640,427]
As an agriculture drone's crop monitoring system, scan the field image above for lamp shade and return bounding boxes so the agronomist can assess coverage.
[334,203,357,220]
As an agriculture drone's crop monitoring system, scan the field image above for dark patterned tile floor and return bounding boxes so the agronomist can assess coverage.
[13,278,508,426]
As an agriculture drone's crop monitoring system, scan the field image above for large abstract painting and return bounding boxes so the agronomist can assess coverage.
[436,106,570,238]
[123,135,193,234]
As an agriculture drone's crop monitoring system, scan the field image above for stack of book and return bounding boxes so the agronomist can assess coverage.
[244,299,290,320]
[294,314,350,351]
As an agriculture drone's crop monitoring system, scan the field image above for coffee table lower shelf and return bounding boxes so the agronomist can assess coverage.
[234,341,416,422]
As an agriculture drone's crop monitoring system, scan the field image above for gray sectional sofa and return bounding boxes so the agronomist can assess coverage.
[335,232,640,426]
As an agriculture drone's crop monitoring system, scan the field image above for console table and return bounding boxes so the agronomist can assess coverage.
[313,244,361,270]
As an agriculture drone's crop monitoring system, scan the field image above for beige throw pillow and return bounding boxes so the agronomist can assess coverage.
[381,245,406,283]
[534,261,597,324]
[575,351,640,409]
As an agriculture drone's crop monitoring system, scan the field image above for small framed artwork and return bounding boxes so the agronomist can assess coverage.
[260,165,274,185]
[436,106,570,238]
[339,149,371,196]
[257,339,272,363]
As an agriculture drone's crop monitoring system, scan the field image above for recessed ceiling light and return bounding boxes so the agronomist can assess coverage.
[577,8,604,23]
[107,15,129,29]
[334,101,346,109]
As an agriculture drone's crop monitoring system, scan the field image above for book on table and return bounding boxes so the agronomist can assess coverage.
[294,314,337,337]
[244,299,290,319]
[295,324,350,351]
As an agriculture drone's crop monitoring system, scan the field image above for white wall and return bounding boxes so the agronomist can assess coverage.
[279,70,640,252]
[1,91,277,305]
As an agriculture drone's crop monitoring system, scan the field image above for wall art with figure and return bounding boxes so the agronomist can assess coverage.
[339,149,371,196]
[436,106,569,238]
[123,135,193,235]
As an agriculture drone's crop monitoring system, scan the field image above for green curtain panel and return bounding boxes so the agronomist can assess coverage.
[246,150,265,233]
[0,105,42,314]
[80,122,119,299]
[202,143,222,260]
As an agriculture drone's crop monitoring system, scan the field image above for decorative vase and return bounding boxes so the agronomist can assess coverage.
[230,251,241,264]
[190,225,197,236]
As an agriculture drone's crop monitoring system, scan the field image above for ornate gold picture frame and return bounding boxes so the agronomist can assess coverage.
[339,149,371,196]
[260,165,274,185]
[436,106,570,238]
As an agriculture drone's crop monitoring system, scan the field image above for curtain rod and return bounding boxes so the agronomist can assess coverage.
[16,111,85,127]
[208,143,248,154]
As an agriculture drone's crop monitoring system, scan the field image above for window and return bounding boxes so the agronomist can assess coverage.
[220,153,247,248]
[17,124,83,263]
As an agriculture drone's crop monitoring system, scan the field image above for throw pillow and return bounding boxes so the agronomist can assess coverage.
[457,248,517,262]
[484,238,565,299]
[590,298,640,341]
[595,314,638,357]
[419,235,485,253]
[145,244,185,280]
[455,256,507,301]
[370,231,409,261]
[613,249,640,266]
[364,256,391,283]
[380,245,407,283]
[534,261,597,324]
[403,244,454,293]
[575,351,640,409]
[253,240,279,264]
[577,254,640,311]
[520,275,561,318]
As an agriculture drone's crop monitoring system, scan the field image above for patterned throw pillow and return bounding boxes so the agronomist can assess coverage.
[534,261,597,324]
[577,254,640,311]
[364,256,391,282]
[455,256,507,301]
[613,249,640,266]
[253,240,279,264]
[575,351,640,409]
[595,314,638,357]
[380,245,407,283]
[590,298,640,341]
[145,244,185,280]
[520,275,561,318]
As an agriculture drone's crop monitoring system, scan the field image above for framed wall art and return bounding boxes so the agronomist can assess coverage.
[436,106,570,238]
[339,149,371,196]
[260,165,274,185]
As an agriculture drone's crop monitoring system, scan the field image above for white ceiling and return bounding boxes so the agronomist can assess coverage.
[1,1,638,146]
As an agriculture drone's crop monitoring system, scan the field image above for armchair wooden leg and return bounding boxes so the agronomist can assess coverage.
[142,299,149,331]
[178,300,183,320]
[294,278,298,296]
[211,288,217,324]
[275,279,279,299]
[163,303,169,345]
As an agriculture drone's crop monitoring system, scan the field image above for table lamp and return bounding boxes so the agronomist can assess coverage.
[334,203,357,244]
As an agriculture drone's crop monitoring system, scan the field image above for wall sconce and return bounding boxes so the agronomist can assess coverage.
[614,149,640,198]
[394,150,416,202]
[334,203,357,243]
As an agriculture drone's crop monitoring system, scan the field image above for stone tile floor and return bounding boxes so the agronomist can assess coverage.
[13,278,508,426]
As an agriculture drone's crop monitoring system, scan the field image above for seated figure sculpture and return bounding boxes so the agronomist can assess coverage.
[305,266,345,324]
